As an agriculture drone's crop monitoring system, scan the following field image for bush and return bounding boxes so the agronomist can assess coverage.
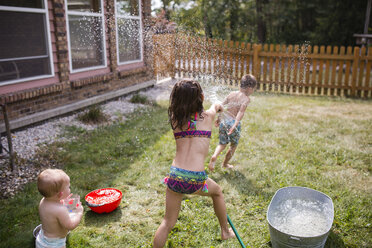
[130,94,149,104]
[77,105,108,124]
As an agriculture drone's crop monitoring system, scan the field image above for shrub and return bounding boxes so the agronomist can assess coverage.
[77,105,108,124]
[130,94,149,104]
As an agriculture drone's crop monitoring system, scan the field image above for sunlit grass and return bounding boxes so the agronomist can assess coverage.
[0,94,371,247]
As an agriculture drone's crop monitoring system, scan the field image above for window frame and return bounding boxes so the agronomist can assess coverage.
[0,2,54,86]
[115,0,143,66]
[65,0,107,73]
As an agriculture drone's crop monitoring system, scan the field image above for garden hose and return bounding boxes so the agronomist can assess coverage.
[227,214,246,248]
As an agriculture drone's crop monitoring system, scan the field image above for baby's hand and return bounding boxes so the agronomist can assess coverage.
[76,202,84,213]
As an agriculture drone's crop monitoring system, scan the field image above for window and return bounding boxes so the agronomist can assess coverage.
[0,0,53,85]
[116,0,143,64]
[66,0,106,72]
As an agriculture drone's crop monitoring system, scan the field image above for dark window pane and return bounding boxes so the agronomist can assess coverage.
[116,0,139,16]
[69,15,104,69]
[118,19,141,62]
[0,0,43,8]
[0,11,47,59]
[0,58,51,83]
[67,0,101,13]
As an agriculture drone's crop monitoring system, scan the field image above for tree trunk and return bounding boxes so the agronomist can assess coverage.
[256,0,267,43]
[202,0,213,38]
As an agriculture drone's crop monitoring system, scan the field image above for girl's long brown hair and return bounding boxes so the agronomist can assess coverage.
[168,79,204,130]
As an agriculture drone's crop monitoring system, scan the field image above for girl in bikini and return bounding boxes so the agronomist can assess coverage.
[153,79,235,248]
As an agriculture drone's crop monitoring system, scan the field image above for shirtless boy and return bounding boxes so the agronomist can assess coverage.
[36,169,83,248]
[209,74,257,171]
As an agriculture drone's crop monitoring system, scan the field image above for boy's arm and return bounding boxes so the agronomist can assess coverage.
[228,98,249,135]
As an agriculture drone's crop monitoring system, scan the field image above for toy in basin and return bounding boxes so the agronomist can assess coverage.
[85,188,122,213]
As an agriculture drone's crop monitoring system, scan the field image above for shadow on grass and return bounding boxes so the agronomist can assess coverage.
[325,230,346,248]
[217,169,260,197]
[84,207,123,227]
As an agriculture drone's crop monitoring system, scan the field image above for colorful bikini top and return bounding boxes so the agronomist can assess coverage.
[174,112,212,139]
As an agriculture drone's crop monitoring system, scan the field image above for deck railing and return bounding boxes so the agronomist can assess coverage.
[153,34,372,98]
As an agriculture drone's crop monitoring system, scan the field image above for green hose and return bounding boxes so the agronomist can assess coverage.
[227,214,246,248]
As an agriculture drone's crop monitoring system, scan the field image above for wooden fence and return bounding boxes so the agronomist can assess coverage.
[153,34,372,98]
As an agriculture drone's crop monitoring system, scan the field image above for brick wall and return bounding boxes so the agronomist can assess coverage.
[0,0,153,122]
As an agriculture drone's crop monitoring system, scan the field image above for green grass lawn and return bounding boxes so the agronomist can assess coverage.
[0,93,371,248]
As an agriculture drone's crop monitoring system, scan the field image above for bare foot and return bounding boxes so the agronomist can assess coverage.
[221,227,235,240]
[222,163,234,169]
[209,156,217,171]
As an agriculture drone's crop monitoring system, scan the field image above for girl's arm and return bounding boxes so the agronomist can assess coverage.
[206,103,223,116]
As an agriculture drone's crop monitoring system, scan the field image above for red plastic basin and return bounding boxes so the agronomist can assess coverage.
[85,188,122,214]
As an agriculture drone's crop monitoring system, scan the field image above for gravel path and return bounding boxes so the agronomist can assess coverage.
[0,79,175,198]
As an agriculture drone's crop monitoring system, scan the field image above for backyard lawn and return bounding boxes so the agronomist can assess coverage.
[0,92,371,248]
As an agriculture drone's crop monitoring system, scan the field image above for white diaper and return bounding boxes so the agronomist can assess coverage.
[35,228,66,248]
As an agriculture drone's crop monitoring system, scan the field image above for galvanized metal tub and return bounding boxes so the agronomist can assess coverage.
[267,187,334,248]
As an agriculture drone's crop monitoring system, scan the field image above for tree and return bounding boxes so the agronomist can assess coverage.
[151,0,369,46]
[256,0,268,43]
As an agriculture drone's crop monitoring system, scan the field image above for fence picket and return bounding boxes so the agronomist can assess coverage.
[298,44,306,94]
[344,46,353,96]
[254,44,261,87]
[235,41,240,86]
[185,36,190,77]
[246,43,251,75]
[304,45,311,95]
[365,48,372,97]
[330,46,338,96]
[262,44,268,91]
[358,47,366,97]
[318,46,326,95]
[311,46,318,95]
[324,46,332,95]
[212,39,219,77]
[268,44,274,91]
[293,45,299,94]
[274,44,280,92]
[280,44,286,93]
[240,42,246,80]
[351,46,360,96]
[229,40,235,85]
[337,46,345,96]
[223,40,228,84]
[217,39,223,81]
[285,45,293,93]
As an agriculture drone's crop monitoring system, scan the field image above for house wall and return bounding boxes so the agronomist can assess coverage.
[0,0,153,122]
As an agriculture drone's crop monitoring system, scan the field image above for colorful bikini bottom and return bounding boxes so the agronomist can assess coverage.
[163,166,208,194]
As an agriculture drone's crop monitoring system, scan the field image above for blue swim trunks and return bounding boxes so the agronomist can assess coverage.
[219,119,241,145]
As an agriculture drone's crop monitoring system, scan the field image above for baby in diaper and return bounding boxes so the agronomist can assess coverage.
[36,169,83,248]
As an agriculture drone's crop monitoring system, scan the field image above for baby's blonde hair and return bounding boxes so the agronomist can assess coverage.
[37,169,69,197]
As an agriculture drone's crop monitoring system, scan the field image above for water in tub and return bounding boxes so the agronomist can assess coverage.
[270,198,333,237]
